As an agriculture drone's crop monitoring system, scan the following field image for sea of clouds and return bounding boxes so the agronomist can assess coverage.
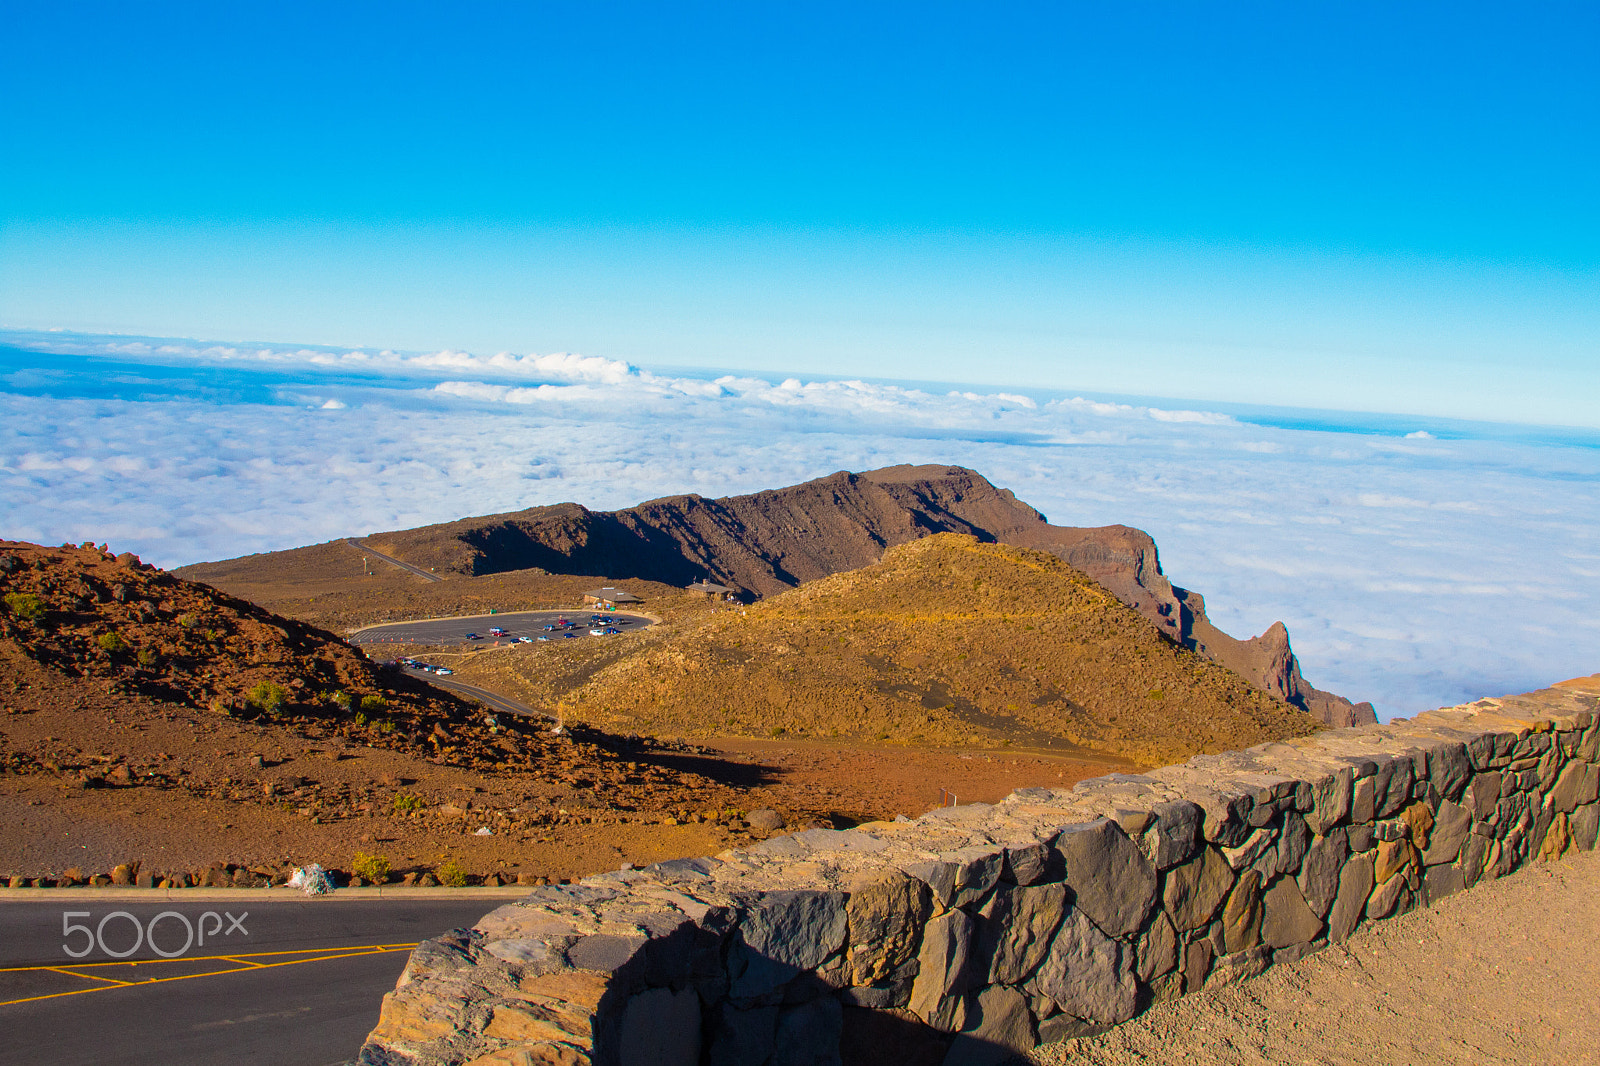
[2,330,1596,720]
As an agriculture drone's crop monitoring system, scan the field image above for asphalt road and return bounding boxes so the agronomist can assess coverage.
[406,670,554,722]
[349,609,652,647]
[0,897,512,1066]
[345,538,442,583]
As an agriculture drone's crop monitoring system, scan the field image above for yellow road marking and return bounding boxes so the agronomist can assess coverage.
[0,943,419,1007]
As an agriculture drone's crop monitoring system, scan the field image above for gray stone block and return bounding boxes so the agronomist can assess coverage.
[1421,799,1471,866]
[1350,776,1376,824]
[1221,826,1275,871]
[947,846,1006,908]
[1347,823,1374,852]
[1162,846,1235,933]
[1029,906,1136,1025]
[846,871,933,986]
[1134,912,1178,984]
[908,910,975,1024]
[1273,812,1312,878]
[1305,768,1353,834]
[619,986,701,1066]
[978,882,1068,986]
[1000,842,1051,886]
[1261,876,1322,950]
[943,985,1037,1065]
[902,861,958,906]
[1297,827,1348,919]
[1054,818,1157,938]
[1427,742,1472,800]
[1181,938,1213,993]
[1423,863,1465,903]
[1549,762,1589,813]
[1327,854,1374,942]
[1143,800,1204,869]
[1365,872,1407,919]
[1377,758,1414,818]
[1220,871,1264,954]
[1572,803,1600,851]
[730,891,848,999]
[1459,832,1489,888]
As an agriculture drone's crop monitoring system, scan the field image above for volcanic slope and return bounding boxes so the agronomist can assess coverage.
[0,540,708,792]
[553,534,1323,768]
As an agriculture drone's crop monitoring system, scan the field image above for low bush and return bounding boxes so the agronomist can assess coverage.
[351,852,391,883]
[246,681,289,714]
[97,631,126,653]
[436,860,469,888]
[360,694,388,713]
[391,793,423,814]
[4,592,45,622]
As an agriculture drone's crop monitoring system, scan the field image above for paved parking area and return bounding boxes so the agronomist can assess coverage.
[348,609,651,647]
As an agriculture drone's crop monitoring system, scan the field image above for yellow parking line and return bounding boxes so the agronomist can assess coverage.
[39,966,133,986]
[0,943,420,1007]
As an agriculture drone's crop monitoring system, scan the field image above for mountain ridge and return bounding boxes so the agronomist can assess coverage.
[180,465,1375,727]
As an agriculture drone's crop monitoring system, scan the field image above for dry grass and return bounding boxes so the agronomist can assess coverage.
[473,535,1320,766]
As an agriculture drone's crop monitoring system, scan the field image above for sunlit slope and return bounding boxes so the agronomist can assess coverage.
[562,534,1321,765]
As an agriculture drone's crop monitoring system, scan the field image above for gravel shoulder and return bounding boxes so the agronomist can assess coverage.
[1031,846,1600,1066]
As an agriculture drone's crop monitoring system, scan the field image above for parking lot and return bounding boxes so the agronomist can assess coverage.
[347,609,653,652]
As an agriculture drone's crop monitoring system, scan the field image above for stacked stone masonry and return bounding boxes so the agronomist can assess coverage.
[357,677,1600,1066]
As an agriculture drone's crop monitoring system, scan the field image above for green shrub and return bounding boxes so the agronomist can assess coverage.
[436,860,469,888]
[378,720,395,734]
[175,614,196,629]
[97,631,126,653]
[326,690,353,712]
[136,648,159,667]
[391,793,423,814]
[359,694,388,713]
[351,852,391,883]
[246,681,289,714]
[4,592,45,622]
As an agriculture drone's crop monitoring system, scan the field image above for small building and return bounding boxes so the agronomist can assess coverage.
[687,580,736,602]
[583,587,642,609]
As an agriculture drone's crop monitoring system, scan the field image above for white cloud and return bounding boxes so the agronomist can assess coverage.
[3,330,1597,721]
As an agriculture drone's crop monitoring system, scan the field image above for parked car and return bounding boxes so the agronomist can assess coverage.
[435,667,453,676]
[464,632,481,640]
[489,627,507,636]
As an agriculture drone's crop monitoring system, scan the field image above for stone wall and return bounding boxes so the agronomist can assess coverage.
[356,676,1600,1066]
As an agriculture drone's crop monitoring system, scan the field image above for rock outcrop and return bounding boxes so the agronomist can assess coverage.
[1015,524,1375,727]
[354,674,1600,1066]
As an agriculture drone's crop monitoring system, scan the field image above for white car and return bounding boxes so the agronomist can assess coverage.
[435,667,453,676]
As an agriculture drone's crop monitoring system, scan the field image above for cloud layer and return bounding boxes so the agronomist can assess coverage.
[3,331,1596,720]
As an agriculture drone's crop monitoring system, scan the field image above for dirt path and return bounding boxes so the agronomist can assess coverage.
[1031,847,1600,1066]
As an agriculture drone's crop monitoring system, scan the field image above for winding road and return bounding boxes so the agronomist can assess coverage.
[345,538,441,583]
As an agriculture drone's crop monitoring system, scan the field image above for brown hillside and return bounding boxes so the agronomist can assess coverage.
[0,540,696,787]
[177,465,1373,727]
[546,534,1322,767]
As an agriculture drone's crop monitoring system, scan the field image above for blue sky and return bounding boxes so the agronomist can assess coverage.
[3,3,1597,425]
